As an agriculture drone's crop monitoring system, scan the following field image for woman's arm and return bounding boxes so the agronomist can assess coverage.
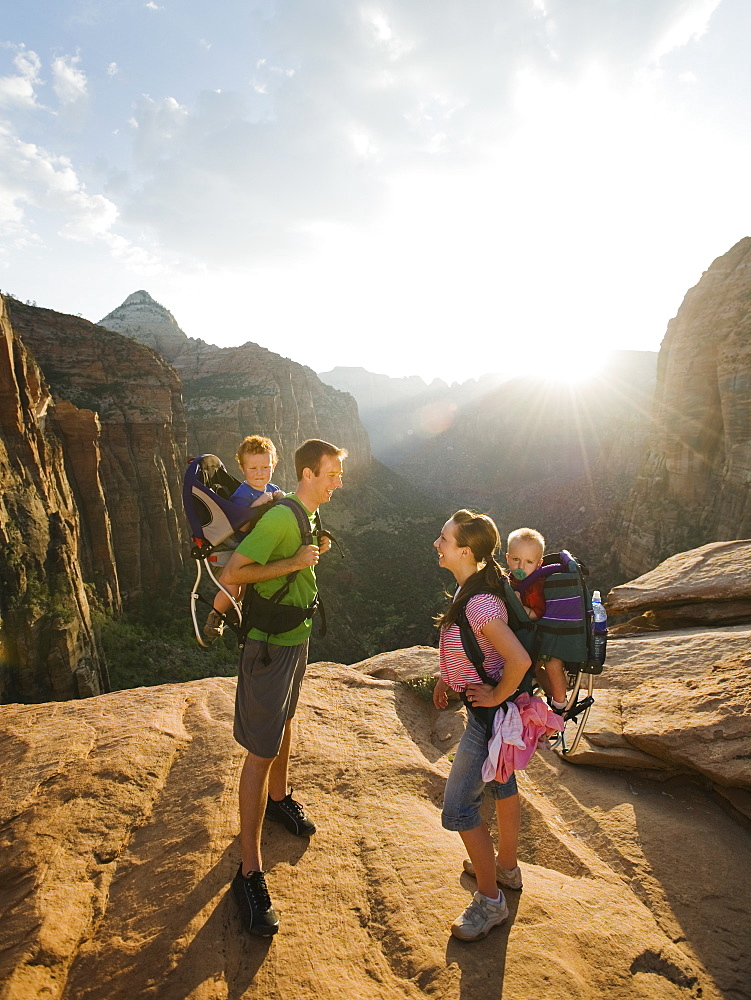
[465,617,532,708]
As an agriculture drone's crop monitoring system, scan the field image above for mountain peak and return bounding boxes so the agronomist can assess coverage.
[99,291,188,363]
[122,290,160,307]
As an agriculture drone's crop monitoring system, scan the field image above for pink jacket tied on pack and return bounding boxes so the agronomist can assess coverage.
[481,693,565,784]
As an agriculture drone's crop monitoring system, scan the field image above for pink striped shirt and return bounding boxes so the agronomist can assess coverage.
[439,593,509,692]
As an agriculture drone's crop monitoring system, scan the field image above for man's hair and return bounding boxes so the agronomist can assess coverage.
[294,439,348,479]
[236,435,278,466]
[506,527,545,559]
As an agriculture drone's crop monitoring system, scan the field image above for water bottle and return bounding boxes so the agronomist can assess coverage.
[591,590,608,666]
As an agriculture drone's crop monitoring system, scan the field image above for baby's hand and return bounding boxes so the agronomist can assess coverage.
[271,490,285,500]
[250,493,274,508]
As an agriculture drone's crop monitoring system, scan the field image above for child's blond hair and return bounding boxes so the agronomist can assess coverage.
[236,434,278,465]
[506,527,545,560]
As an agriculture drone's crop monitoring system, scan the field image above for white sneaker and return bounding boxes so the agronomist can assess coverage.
[451,891,509,941]
[462,858,523,890]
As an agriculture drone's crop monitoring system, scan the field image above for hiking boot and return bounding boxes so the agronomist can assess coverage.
[232,864,279,937]
[266,792,317,837]
[462,858,523,890]
[451,891,509,941]
[203,609,224,642]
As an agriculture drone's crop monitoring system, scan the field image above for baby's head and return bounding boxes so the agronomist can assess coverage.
[506,527,545,579]
[236,435,279,490]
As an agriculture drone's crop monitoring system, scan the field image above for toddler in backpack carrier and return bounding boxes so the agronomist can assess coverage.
[506,528,601,717]
[203,435,285,642]
[506,528,569,712]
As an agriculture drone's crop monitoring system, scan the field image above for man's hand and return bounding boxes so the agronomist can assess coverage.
[433,677,450,709]
[290,543,320,569]
[318,534,332,555]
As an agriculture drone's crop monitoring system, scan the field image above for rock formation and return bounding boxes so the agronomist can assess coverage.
[100,291,370,484]
[607,539,751,632]
[1,650,748,999]
[614,237,751,579]
[0,296,105,702]
[7,298,187,603]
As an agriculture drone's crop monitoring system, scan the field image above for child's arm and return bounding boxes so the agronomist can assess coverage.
[250,492,276,508]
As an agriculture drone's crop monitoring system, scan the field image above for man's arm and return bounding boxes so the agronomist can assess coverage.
[221,543,319,586]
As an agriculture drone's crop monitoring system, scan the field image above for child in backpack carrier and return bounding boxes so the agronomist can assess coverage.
[204,435,285,642]
[506,528,567,715]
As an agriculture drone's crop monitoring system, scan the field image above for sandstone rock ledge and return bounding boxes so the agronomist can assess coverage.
[1,660,748,1000]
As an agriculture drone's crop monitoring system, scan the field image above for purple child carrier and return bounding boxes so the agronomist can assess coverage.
[513,549,601,755]
[183,454,253,647]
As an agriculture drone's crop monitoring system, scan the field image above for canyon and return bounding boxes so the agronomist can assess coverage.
[0,290,438,698]
[1,237,750,999]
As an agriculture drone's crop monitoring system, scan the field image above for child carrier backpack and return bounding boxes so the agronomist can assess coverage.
[182,454,331,649]
[457,550,603,756]
[514,549,601,672]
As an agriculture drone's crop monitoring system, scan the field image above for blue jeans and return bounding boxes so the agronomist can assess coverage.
[442,709,518,832]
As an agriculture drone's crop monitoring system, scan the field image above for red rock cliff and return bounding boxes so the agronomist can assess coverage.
[615,238,751,578]
[0,296,105,702]
[6,298,188,605]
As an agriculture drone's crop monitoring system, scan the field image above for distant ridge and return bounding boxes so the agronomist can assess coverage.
[318,366,508,463]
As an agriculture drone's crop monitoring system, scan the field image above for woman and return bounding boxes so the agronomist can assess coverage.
[433,509,532,942]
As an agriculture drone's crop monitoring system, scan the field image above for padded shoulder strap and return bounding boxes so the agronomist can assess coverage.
[457,605,494,686]
[275,497,317,546]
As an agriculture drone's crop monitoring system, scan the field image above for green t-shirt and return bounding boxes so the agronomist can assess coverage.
[235,494,317,646]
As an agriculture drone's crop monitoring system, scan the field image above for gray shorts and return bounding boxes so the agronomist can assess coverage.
[233,638,309,758]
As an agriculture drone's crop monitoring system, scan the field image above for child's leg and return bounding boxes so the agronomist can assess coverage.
[534,660,552,697]
[212,581,240,615]
[543,657,567,706]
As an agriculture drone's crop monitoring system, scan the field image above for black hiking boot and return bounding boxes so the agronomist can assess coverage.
[232,864,279,936]
[266,791,317,837]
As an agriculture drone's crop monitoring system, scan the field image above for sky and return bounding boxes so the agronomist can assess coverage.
[1,0,750,383]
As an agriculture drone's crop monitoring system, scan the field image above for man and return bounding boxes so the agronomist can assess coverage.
[222,438,346,936]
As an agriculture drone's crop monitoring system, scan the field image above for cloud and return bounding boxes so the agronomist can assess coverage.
[51,54,88,104]
[2,0,729,279]
[0,122,159,269]
[0,45,42,110]
[114,0,725,265]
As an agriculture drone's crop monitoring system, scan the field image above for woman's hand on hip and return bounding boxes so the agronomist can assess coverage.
[465,682,499,708]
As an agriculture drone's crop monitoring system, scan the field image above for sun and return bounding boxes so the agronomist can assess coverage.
[534,347,608,386]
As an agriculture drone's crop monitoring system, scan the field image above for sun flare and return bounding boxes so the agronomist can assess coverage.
[534,348,608,386]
